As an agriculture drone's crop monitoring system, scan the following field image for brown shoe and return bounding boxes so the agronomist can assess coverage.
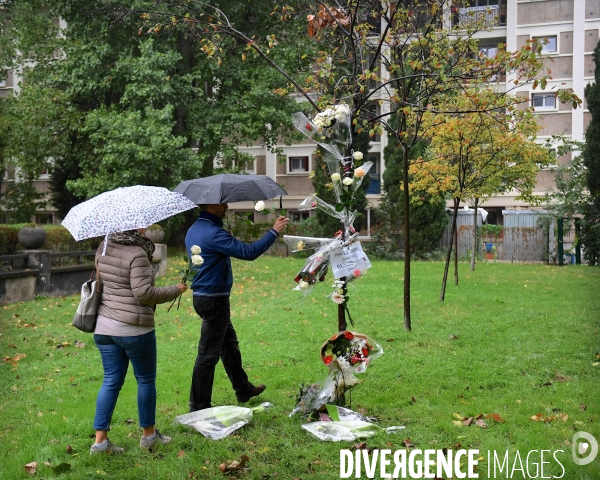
[237,384,266,403]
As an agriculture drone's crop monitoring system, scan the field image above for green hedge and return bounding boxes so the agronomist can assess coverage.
[0,224,102,255]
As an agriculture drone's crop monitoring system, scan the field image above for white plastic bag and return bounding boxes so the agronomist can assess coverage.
[302,420,382,441]
[173,402,272,440]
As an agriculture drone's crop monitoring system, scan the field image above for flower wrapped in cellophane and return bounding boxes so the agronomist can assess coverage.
[290,331,383,416]
[286,106,373,299]
[321,331,383,374]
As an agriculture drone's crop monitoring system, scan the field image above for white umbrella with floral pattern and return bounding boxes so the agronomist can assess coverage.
[62,185,197,241]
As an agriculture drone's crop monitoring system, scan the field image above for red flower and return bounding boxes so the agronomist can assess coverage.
[362,347,369,357]
[344,331,354,340]
[350,356,362,365]
[305,123,313,131]
[323,355,333,365]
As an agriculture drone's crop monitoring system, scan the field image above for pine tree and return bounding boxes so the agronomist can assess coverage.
[581,40,600,264]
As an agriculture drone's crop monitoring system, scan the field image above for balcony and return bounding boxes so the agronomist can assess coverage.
[453,5,507,28]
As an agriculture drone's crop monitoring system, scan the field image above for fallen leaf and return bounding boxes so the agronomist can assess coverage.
[555,413,569,422]
[403,438,414,448]
[485,413,505,423]
[580,404,587,411]
[462,417,473,426]
[24,462,37,475]
[531,413,545,422]
[66,444,73,454]
[475,419,487,428]
[75,341,85,348]
[178,450,185,458]
[352,442,367,450]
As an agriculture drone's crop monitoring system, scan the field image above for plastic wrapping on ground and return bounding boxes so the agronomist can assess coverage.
[301,405,405,441]
[173,402,272,440]
[302,420,382,441]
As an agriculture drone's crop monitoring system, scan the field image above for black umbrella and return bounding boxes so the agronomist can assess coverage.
[174,174,288,204]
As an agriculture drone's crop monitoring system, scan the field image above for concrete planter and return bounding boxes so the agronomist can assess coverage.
[17,226,47,250]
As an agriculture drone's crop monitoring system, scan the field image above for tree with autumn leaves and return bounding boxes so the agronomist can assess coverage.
[409,89,553,300]
[129,0,580,329]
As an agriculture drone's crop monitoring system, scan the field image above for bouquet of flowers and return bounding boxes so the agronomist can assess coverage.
[180,244,204,283]
[290,331,383,416]
[321,331,383,374]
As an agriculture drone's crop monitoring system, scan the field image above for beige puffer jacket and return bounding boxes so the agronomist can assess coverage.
[95,241,180,328]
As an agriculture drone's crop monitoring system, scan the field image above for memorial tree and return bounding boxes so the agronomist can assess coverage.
[136,0,580,331]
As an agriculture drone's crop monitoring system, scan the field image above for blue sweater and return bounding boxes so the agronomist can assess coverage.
[185,211,279,296]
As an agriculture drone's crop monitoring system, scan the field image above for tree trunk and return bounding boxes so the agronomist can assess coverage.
[470,198,479,271]
[454,220,459,286]
[403,148,411,331]
[440,198,460,301]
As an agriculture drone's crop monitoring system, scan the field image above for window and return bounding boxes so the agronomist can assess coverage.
[35,213,54,225]
[533,35,557,54]
[479,46,498,58]
[289,211,310,223]
[366,153,381,194]
[289,156,309,173]
[39,165,53,179]
[532,93,556,110]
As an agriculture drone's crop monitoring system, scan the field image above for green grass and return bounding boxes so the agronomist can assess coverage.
[1,256,599,479]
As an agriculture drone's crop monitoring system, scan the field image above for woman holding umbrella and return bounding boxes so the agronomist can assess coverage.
[90,227,187,454]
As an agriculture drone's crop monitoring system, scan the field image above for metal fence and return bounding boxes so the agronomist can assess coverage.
[501,210,546,262]
[438,210,484,257]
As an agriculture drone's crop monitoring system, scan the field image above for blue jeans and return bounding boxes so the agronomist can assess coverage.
[93,331,157,431]
[189,296,254,411]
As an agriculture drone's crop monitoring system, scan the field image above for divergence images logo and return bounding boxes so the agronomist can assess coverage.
[572,432,598,466]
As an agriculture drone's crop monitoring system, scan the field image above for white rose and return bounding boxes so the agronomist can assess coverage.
[191,255,204,266]
[255,201,266,212]
[190,245,201,255]
[353,151,363,161]
[342,177,354,186]
[331,173,341,182]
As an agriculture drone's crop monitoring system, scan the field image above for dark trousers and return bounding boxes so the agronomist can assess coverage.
[189,296,254,412]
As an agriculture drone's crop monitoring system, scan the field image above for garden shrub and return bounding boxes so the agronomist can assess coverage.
[41,225,101,252]
[0,224,101,254]
[0,224,25,255]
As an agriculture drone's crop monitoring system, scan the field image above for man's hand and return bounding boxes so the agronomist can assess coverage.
[272,216,290,234]
[176,283,188,294]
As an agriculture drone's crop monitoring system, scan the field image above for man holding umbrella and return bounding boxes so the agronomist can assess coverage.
[185,203,289,411]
